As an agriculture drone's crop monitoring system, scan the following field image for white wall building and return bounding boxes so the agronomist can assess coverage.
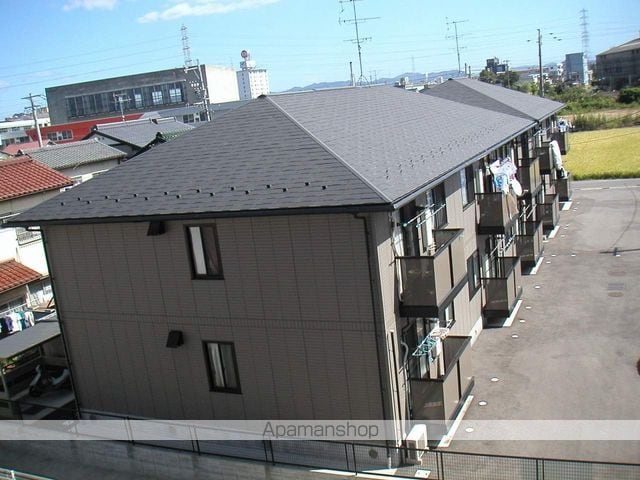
[236,50,270,100]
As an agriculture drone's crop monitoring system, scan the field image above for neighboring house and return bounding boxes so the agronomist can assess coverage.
[20,138,127,186]
[565,52,589,86]
[0,118,51,148]
[595,37,640,90]
[8,85,568,445]
[84,117,194,158]
[0,157,72,316]
[26,114,144,145]
[2,141,55,156]
[46,66,239,124]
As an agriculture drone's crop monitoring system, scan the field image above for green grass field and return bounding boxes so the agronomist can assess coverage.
[564,127,640,180]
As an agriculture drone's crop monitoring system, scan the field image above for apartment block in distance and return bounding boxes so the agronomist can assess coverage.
[45,66,240,125]
[9,82,569,447]
[236,50,270,100]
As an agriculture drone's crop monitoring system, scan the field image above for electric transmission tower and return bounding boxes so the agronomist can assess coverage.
[339,0,379,85]
[446,18,468,75]
[180,25,210,121]
[580,9,590,62]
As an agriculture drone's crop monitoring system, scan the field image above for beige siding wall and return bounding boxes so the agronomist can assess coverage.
[45,214,384,420]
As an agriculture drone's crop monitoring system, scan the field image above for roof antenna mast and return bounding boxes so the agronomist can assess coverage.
[445,18,468,76]
[181,25,211,122]
[339,0,379,86]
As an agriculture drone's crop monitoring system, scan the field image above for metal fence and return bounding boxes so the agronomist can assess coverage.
[14,405,640,480]
[0,467,53,480]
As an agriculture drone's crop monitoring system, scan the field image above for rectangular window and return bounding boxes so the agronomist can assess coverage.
[460,166,475,206]
[467,250,481,297]
[169,87,182,103]
[186,225,223,278]
[134,93,143,108]
[182,114,195,124]
[432,183,448,229]
[152,91,163,105]
[46,130,72,141]
[203,341,241,393]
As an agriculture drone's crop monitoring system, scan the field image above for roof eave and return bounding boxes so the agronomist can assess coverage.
[4,202,394,228]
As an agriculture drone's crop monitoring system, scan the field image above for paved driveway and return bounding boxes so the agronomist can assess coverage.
[449,178,640,464]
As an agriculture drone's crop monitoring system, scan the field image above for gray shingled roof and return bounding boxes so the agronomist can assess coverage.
[23,139,126,170]
[10,86,537,226]
[87,117,194,148]
[424,78,564,121]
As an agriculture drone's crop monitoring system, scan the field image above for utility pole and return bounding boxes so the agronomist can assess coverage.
[349,61,355,86]
[339,0,379,85]
[446,18,468,75]
[538,29,544,97]
[113,93,130,122]
[22,93,45,148]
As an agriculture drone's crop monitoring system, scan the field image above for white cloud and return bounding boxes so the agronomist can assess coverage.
[63,0,118,11]
[138,0,280,23]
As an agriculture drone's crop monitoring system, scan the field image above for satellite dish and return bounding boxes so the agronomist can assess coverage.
[240,50,249,59]
[511,179,523,196]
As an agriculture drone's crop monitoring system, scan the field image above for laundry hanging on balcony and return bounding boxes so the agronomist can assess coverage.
[489,156,523,198]
[549,140,568,178]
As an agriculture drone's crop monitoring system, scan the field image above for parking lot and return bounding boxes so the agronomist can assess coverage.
[449,178,640,463]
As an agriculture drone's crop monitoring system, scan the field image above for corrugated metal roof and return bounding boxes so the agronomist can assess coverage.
[23,139,126,170]
[424,78,564,121]
[0,157,72,201]
[9,86,541,226]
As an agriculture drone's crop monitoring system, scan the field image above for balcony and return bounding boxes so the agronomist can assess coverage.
[552,130,570,154]
[517,156,542,197]
[516,220,544,273]
[537,193,559,232]
[397,229,466,318]
[556,171,572,202]
[409,336,474,424]
[476,192,519,235]
[536,142,552,173]
[482,256,522,320]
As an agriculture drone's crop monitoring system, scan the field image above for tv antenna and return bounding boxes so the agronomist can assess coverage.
[339,0,379,85]
[445,18,468,75]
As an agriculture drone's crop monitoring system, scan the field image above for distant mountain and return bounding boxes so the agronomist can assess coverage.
[283,70,466,93]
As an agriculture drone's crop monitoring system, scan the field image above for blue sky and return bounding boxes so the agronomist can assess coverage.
[1,0,638,119]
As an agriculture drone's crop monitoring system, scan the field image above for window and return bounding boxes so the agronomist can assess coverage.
[152,91,163,105]
[431,183,448,229]
[460,166,475,206]
[467,250,481,297]
[203,341,241,393]
[182,114,195,124]
[46,130,72,141]
[169,88,182,103]
[186,225,223,278]
[134,93,143,108]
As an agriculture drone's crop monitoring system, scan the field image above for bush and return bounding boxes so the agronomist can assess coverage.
[618,87,640,104]
[572,113,640,131]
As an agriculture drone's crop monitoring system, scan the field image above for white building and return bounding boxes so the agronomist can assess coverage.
[236,50,270,100]
[0,118,50,148]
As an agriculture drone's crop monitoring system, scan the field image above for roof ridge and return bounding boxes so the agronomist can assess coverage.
[452,79,534,120]
[263,96,392,204]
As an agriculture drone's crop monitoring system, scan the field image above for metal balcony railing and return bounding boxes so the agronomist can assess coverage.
[516,219,544,272]
[517,156,542,196]
[537,193,559,231]
[482,256,522,319]
[397,229,465,317]
[476,192,519,234]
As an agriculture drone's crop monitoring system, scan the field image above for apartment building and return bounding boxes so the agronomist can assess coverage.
[7,84,567,444]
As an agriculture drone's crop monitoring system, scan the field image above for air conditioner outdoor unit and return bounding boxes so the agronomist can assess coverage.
[406,424,428,464]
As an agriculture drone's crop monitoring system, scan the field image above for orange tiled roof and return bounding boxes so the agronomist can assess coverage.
[0,260,42,294]
[0,157,72,201]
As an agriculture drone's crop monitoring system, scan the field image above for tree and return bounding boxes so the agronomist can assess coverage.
[479,69,497,84]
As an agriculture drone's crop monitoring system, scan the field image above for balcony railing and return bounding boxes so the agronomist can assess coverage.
[476,192,519,234]
[516,219,544,272]
[482,256,522,319]
[397,229,466,317]
[537,193,559,232]
[556,171,572,202]
[409,336,473,422]
[552,130,570,154]
[517,156,542,196]
[536,142,553,173]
